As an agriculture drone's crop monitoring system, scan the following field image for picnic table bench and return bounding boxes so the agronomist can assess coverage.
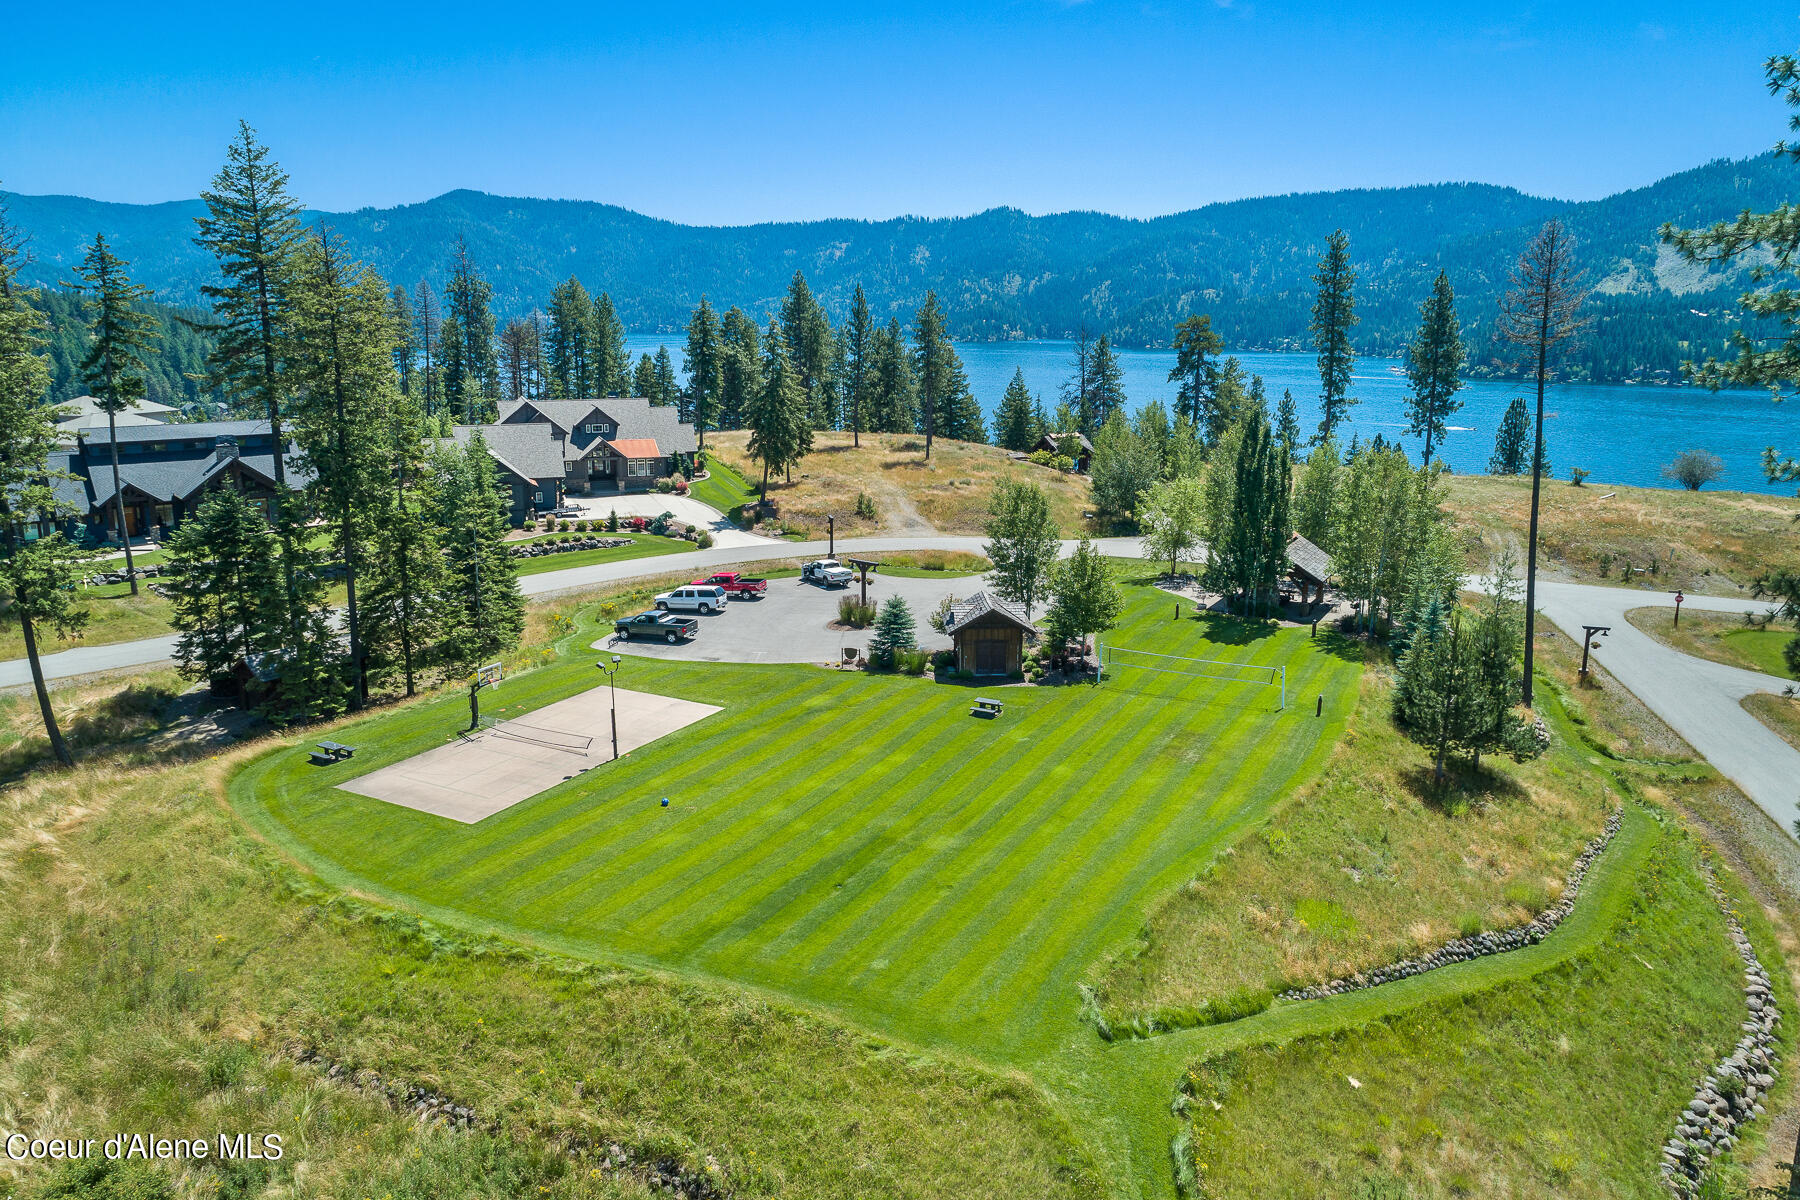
[971,697,1004,718]
[311,740,356,766]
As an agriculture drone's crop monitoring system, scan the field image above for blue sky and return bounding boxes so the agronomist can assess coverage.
[3,1,1793,223]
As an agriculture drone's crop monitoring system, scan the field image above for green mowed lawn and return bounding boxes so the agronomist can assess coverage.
[236,579,1361,1064]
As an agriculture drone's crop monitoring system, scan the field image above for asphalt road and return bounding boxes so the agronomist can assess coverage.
[1528,578,1800,836]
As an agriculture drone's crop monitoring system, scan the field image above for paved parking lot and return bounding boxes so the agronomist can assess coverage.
[596,572,983,664]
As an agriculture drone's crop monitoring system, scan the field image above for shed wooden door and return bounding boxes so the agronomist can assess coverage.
[975,637,1007,675]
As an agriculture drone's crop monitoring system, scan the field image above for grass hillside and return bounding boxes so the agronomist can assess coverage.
[1626,605,1799,679]
[1444,474,1800,591]
[704,431,1094,537]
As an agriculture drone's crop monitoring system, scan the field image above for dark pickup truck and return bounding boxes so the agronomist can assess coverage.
[691,571,768,598]
[614,611,699,643]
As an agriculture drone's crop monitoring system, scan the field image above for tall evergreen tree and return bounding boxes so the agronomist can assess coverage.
[439,435,524,677]
[1168,313,1222,430]
[499,317,540,402]
[69,233,158,595]
[914,292,951,459]
[983,478,1061,619]
[995,368,1037,451]
[1310,229,1359,443]
[1498,219,1588,706]
[633,351,658,399]
[717,306,761,431]
[1403,271,1465,466]
[1489,397,1532,474]
[591,291,628,395]
[0,203,88,766]
[1061,328,1095,433]
[412,279,439,414]
[442,236,497,422]
[163,488,283,706]
[1215,410,1291,614]
[359,367,445,698]
[1205,356,1256,446]
[652,346,679,408]
[683,296,722,444]
[870,318,918,434]
[781,271,836,429]
[843,283,874,446]
[746,317,806,498]
[546,276,593,399]
[1275,388,1301,456]
[388,284,417,397]
[1088,334,1126,430]
[286,229,398,708]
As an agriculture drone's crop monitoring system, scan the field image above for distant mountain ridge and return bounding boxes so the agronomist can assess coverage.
[7,155,1793,382]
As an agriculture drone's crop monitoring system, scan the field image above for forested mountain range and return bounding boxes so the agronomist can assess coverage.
[8,154,1792,386]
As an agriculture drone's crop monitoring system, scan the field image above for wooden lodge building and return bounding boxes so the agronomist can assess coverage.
[496,397,698,496]
[940,591,1037,677]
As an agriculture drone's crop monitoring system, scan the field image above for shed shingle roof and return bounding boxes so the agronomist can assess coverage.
[942,590,1036,635]
[1286,532,1333,584]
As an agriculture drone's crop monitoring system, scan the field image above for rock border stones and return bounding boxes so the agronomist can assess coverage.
[509,536,636,559]
[289,1043,728,1198]
[1280,806,1624,1004]
[1660,864,1782,1198]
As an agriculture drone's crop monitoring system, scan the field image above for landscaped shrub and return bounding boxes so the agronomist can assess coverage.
[576,519,590,532]
[1028,449,1056,467]
[695,529,714,549]
[855,490,878,520]
[837,595,877,628]
[898,648,930,676]
[607,509,619,532]
[654,476,675,494]
[671,472,689,494]
[932,648,956,670]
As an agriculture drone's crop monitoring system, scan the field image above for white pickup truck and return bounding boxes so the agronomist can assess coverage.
[654,584,729,614]
[800,559,854,588]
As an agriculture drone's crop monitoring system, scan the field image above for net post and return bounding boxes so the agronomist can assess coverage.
[1280,665,1287,712]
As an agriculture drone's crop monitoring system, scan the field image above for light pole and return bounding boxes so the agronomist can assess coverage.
[597,654,622,760]
[1579,625,1610,680]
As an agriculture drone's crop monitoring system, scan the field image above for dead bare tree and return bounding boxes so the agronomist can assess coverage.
[1497,218,1589,707]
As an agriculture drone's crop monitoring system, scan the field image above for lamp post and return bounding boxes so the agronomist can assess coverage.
[597,653,622,760]
[1579,625,1610,680]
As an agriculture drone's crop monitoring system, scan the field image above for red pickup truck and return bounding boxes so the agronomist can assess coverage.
[690,571,768,599]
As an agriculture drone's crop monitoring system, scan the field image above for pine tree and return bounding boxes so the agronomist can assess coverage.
[286,228,399,708]
[843,283,874,446]
[499,317,540,402]
[1489,397,1531,474]
[870,318,917,434]
[868,595,917,668]
[633,351,658,399]
[1498,219,1588,706]
[995,368,1037,451]
[1215,410,1291,614]
[546,276,593,399]
[164,488,283,705]
[1061,328,1094,433]
[1275,388,1301,456]
[412,279,439,413]
[746,317,805,498]
[781,271,836,429]
[1205,356,1256,446]
[68,233,159,595]
[683,296,722,444]
[717,306,761,431]
[1169,314,1222,430]
[359,371,446,699]
[440,436,524,677]
[914,292,950,458]
[1088,335,1126,430]
[591,292,628,395]
[1403,271,1465,466]
[1310,229,1359,444]
[442,236,497,422]
[389,284,417,396]
[0,203,89,766]
[983,478,1061,618]
[652,346,678,408]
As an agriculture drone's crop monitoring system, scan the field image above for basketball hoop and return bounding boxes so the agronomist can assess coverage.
[475,662,503,690]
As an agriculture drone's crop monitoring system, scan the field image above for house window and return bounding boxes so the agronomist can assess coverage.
[584,422,612,434]
[627,459,654,478]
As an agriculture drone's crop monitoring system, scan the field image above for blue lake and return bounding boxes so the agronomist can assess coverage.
[624,336,1800,496]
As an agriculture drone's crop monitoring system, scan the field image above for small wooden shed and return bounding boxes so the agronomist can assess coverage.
[941,591,1036,676]
[1286,533,1333,605]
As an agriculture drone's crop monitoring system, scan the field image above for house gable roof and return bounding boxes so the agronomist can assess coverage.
[943,590,1036,636]
[606,437,661,459]
[501,396,697,459]
[448,422,568,485]
[1286,532,1333,585]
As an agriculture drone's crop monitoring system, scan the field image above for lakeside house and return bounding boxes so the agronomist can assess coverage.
[54,394,178,435]
[442,422,569,527]
[41,420,307,544]
[1035,431,1094,472]
[496,397,697,495]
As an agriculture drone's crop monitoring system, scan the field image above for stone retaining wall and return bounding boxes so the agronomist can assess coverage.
[290,1043,728,1198]
[1660,866,1782,1197]
[1280,807,1624,1003]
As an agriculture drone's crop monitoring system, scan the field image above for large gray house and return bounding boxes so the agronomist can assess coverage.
[496,397,697,495]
